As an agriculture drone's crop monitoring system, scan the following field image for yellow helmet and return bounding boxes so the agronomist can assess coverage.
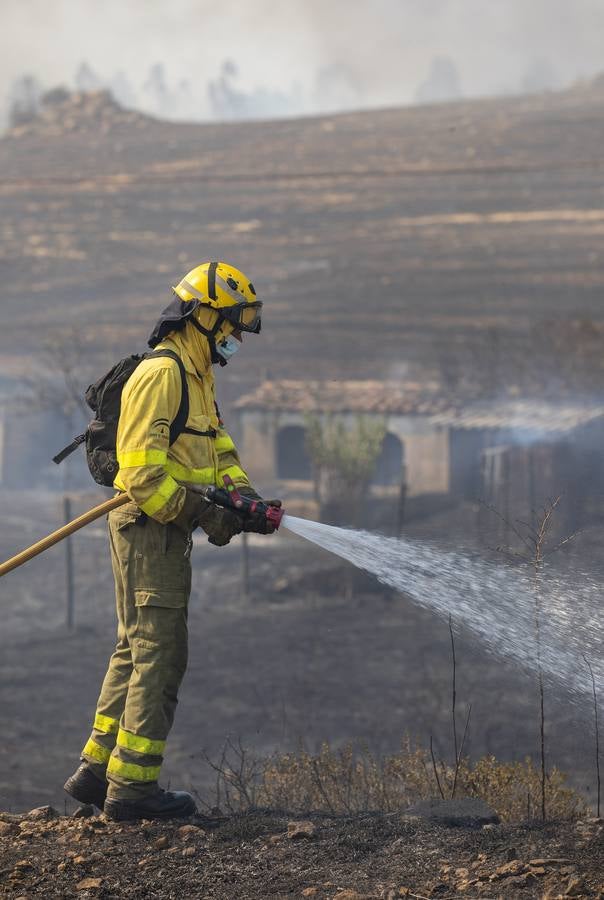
[173,261,262,334]
[148,261,262,364]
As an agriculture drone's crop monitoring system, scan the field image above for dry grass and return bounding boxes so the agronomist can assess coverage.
[200,736,588,823]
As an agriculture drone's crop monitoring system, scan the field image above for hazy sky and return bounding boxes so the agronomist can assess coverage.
[2,0,604,122]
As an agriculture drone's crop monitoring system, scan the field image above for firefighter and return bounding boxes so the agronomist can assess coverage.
[64,262,280,821]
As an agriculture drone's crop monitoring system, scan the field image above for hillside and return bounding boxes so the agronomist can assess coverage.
[1,84,604,395]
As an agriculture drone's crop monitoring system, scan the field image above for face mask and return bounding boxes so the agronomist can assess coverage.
[216,335,241,361]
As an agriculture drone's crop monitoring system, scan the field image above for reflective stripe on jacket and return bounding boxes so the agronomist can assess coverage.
[114,336,250,522]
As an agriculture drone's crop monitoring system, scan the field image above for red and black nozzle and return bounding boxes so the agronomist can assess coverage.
[205,475,284,530]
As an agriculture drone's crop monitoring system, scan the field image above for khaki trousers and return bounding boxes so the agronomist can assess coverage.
[81,502,192,800]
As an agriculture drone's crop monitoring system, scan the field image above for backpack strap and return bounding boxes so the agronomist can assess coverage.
[148,350,189,444]
[147,349,217,442]
[52,432,86,465]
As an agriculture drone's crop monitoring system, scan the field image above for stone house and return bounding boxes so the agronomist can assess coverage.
[234,380,604,527]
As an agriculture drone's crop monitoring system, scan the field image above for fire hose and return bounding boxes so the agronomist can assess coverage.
[0,475,284,578]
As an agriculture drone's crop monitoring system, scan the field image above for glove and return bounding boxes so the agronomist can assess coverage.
[238,486,282,535]
[171,490,243,547]
[201,506,244,547]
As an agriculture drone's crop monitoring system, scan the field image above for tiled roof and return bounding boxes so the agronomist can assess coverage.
[431,401,604,434]
[234,380,454,415]
[235,381,604,433]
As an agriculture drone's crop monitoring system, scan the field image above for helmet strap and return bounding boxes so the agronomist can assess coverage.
[207,261,218,301]
[190,314,228,366]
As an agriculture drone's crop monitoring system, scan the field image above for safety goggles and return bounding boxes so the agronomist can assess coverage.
[218,300,263,334]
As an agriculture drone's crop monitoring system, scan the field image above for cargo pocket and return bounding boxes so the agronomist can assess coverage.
[133,592,189,678]
[109,510,141,566]
[119,516,189,594]
[134,590,186,609]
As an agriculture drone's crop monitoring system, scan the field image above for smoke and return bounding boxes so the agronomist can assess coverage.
[1,0,603,127]
[208,60,304,120]
[415,56,462,105]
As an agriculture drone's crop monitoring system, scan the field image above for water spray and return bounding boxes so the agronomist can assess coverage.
[281,515,603,706]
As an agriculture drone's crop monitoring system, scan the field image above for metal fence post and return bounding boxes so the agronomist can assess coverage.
[63,495,75,631]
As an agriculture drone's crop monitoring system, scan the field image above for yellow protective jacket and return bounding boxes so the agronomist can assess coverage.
[113,328,251,523]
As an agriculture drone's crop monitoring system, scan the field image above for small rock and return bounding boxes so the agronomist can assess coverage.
[76,877,102,891]
[27,805,58,821]
[72,806,94,819]
[138,857,151,867]
[302,889,319,897]
[489,860,527,881]
[0,821,18,836]
[182,846,196,857]
[565,876,586,897]
[154,836,169,849]
[287,820,316,840]
[14,860,34,870]
[507,872,538,887]
[269,834,283,844]
[333,892,363,900]
[73,855,87,865]
[177,824,200,839]
[531,866,547,876]
[57,862,67,872]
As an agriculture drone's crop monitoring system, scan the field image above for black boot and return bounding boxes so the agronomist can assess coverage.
[104,789,196,822]
[64,762,108,809]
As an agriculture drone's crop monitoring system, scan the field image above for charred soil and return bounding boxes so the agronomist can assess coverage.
[1,806,604,899]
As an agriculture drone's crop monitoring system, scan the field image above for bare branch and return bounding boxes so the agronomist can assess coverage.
[479,500,534,552]
[452,704,472,800]
[583,654,601,818]
[429,736,445,800]
[449,615,458,765]
[545,530,582,556]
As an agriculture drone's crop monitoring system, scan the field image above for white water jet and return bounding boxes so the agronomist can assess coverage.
[282,515,603,704]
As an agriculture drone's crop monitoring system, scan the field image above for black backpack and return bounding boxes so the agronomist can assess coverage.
[53,349,191,487]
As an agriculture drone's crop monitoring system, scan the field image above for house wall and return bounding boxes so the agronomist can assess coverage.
[238,409,450,497]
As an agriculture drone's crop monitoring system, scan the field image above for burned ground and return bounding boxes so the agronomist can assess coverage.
[0,806,603,898]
